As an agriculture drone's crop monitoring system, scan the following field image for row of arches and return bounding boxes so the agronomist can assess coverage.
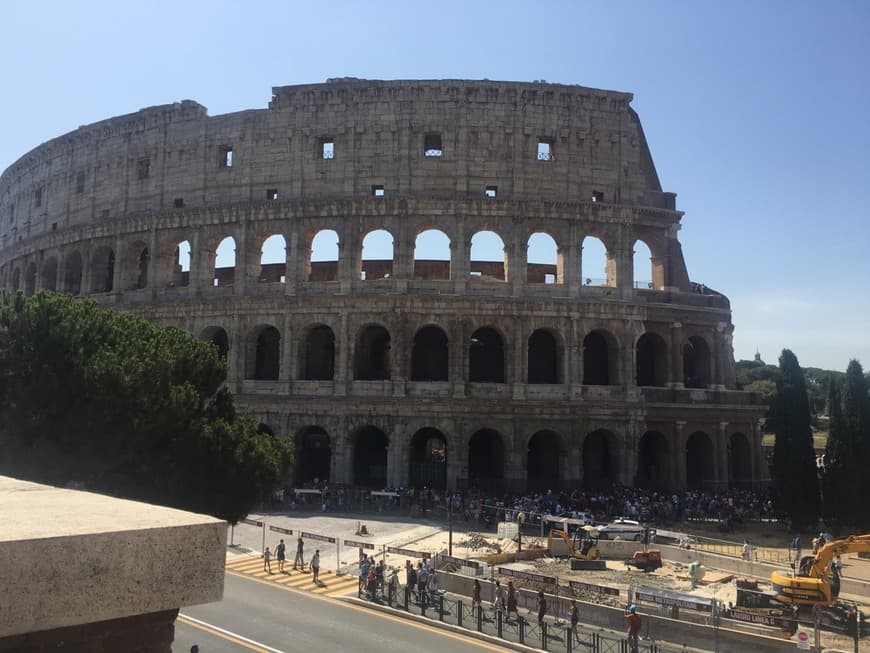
[287,425,754,490]
[207,324,715,389]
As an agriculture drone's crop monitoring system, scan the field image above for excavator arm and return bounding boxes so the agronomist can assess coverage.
[805,535,870,578]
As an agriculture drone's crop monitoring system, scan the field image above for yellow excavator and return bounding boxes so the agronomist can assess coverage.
[771,534,870,605]
[548,528,601,560]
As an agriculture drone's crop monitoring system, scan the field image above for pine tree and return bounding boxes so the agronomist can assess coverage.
[770,349,820,530]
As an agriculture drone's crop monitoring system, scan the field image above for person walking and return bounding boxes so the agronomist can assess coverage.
[570,600,580,644]
[536,590,547,627]
[492,580,505,619]
[625,604,641,653]
[471,579,482,618]
[406,561,418,601]
[276,538,286,573]
[311,549,321,584]
[293,535,305,571]
[742,539,751,561]
[263,546,273,574]
[506,581,518,620]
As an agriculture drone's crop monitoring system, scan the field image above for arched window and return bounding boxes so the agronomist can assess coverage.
[213,236,236,286]
[528,329,560,384]
[581,236,609,287]
[200,326,229,359]
[414,229,451,280]
[583,330,617,385]
[467,429,504,491]
[174,240,191,287]
[89,246,115,293]
[249,325,280,380]
[354,325,391,380]
[411,326,449,381]
[23,262,36,296]
[527,430,561,490]
[410,428,447,489]
[9,267,20,291]
[41,257,58,291]
[686,431,714,489]
[360,229,393,280]
[302,325,335,380]
[260,234,287,283]
[635,332,668,387]
[683,336,712,388]
[469,327,504,383]
[296,426,331,484]
[63,251,83,295]
[583,430,615,487]
[527,232,559,284]
[633,240,653,289]
[469,231,506,281]
[309,229,339,281]
[353,426,388,487]
[637,431,670,489]
[124,241,149,290]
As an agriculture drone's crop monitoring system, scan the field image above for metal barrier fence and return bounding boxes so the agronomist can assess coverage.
[359,582,685,652]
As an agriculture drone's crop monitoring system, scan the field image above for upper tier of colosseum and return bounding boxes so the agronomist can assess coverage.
[0,79,676,247]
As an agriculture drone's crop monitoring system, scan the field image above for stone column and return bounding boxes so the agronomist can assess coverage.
[512,320,526,399]
[510,230,526,296]
[389,424,409,488]
[673,421,687,489]
[452,218,468,293]
[111,235,123,295]
[670,322,684,387]
[227,314,242,391]
[284,226,298,296]
[504,450,525,494]
[189,228,203,292]
[717,421,729,489]
[334,312,349,396]
[337,228,353,294]
[564,223,580,295]
[281,315,294,382]
[451,319,467,399]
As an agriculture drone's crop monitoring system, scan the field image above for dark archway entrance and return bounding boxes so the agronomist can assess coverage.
[353,426,388,487]
[528,330,560,384]
[467,429,504,491]
[354,326,391,380]
[583,331,613,385]
[253,326,280,380]
[683,336,711,388]
[686,431,714,489]
[469,327,504,382]
[527,430,561,491]
[636,431,669,488]
[303,325,335,380]
[409,428,447,489]
[63,251,83,295]
[729,432,752,488]
[636,333,667,387]
[582,430,613,487]
[201,326,229,359]
[296,426,331,484]
[411,326,449,381]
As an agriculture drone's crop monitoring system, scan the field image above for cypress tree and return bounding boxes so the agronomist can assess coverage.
[841,359,869,528]
[770,349,820,530]
[822,380,849,524]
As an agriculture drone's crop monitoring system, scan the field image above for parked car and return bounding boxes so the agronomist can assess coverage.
[596,518,645,541]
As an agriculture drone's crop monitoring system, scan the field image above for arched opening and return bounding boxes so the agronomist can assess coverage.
[249,325,280,380]
[257,423,275,436]
[582,430,614,487]
[200,326,229,359]
[729,432,752,488]
[633,239,653,289]
[360,229,393,280]
[686,431,714,489]
[413,229,451,280]
[581,236,610,287]
[683,336,712,388]
[583,330,616,385]
[41,257,58,291]
[469,230,506,281]
[296,426,331,484]
[354,325,391,380]
[469,327,504,383]
[526,232,559,284]
[23,262,36,296]
[309,229,339,281]
[63,251,82,295]
[174,240,191,287]
[9,267,21,291]
[89,246,115,293]
[409,428,447,489]
[636,332,668,387]
[527,329,560,384]
[124,241,149,290]
[302,325,335,380]
[213,236,236,286]
[636,431,670,488]
[411,326,449,381]
[527,430,561,490]
[353,426,388,487]
[467,429,504,491]
[260,234,287,283]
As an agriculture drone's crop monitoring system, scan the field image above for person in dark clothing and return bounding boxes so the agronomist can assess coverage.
[536,590,547,626]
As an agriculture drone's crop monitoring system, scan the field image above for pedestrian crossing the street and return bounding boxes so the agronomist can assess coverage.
[225,555,360,597]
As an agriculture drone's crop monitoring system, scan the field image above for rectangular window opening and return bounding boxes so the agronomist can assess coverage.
[174,198,184,209]
[424,133,443,157]
[34,187,43,208]
[470,270,482,277]
[267,189,279,200]
[221,146,234,168]
[485,185,497,198]
[321,138,335,160]
[537,140,553,161]
[76,172,86,194]
[544,273,556,284]
[51,222,57,231]
[372,184,385,197]
[137,158,150,180]
[592,190,604,202]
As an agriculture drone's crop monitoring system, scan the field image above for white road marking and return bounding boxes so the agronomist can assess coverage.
[178,613,286,653]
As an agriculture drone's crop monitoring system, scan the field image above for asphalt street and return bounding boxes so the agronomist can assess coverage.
[173,570,502,653]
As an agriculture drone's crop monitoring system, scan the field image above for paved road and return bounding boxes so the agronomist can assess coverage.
[173,571,502,653]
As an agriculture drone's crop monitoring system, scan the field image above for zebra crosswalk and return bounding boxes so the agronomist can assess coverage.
[225,555,360,597]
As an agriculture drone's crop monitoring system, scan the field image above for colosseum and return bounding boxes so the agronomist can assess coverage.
[0,78,767,493]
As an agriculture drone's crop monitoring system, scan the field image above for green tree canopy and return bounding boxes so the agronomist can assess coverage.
[0,291,292,524]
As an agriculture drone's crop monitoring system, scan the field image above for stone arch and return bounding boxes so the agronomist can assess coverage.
[354,324,391,381]
[413,228,450,280]
[257,423,276,436]
[23,262,36,296]
[636,431,670,488]
[200,326,229,359]
[411,325,449,381]
[296,426,331,484]
[409,427,447,489]
[467,428,504,491]
[213,236,236,286]
[41,256,58,291]
[582,429,615,487]
[729,432,752,488]
[9,267,21,291]
[352,425,389,487]
[526,231,559,284]
[63,251,83,295]
[636,332,668,387]
[89,245,115,293]
[469,326,505,383]
[683,335,712,388]
[469,230,506,281]
[583,329,618,385]
[527,430,562,490]
[632,239,654,289]
[360,228,394,280]
[528,328,562,384]
[173,240,191,287]
[259,234,287,283]
[686,431,714,489]
[301,324,335,381]
[581,235,612,287]
[123,240,149,290]
[247,324,280,380]
[309,229,339,282]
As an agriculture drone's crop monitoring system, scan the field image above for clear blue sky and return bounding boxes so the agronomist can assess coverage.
[2,1,867,371]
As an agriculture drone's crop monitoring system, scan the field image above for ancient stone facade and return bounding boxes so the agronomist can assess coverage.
[0,79,767,493]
